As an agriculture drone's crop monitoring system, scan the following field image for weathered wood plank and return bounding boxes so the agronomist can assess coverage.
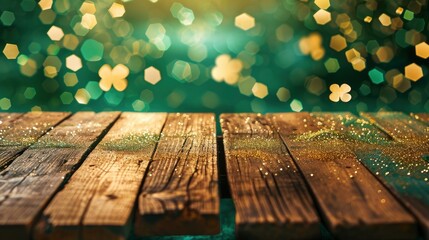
[135,113,219,236]
[361,112,429,143]
[358,112,429,239]
[0,112,70,169]
[272,112,416,240]
[220,113,320,240]
[0,113,24,168]
[34,113,167,240]
[411,113,429,126]
[0,112,22,122]
[0,112,119,240]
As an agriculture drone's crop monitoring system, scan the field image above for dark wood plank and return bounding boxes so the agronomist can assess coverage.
[0,112,120,240]
[220,113,320,240]
[34,113,167,240]
[135,113,219,236]
[358,112,429,239]
[411,113,429,126]
[0,112,70,169]
[272,112,416,240]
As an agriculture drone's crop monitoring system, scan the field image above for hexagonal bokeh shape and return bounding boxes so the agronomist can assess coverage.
[314,0,330,9]
[405,63,423,82]
[1,11,15,26]
[146,23,166,40]
[252,82,268,99]
[47,26,64,41]
[313,9,331,25]
[415,42,429,59]
[330,34,347,52]
[144,66,162,85]
[66,54,82,72]
[109,3,125,18]
[235,13,255,31]
[3,43,19,59]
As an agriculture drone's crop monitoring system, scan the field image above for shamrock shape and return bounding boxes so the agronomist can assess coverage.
[211,54,243,85]
[329,83,352,102]
[98,64,129,92]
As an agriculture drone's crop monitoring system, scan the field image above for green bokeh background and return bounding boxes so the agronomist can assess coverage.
[1,0,428,114]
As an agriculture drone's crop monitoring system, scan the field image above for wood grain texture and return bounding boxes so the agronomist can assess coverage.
[361,112,429,143]
[272,112,416,240]
[0,112,70,169]
[135,113,219,236]
[34,112,167,240]
[0,113,24,169]
[359,112,429,239]
[220,114,320,240]
[0,112,119,240]
[0,112,22,122]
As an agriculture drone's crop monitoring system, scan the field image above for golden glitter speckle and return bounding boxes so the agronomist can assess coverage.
[211,54,243,85]
[313,9,331,25]
[80,1,96,15]
[329,83,352,102]
[314,0,330,9]
[3,43,19,59]
[329,34,347,52]
[415,42,429,59]
[47,26,64,41]
[235,13,255,31]
[66,54,82,72]
[404,63,423,82]
[81,13,97,30]
[378,13,392,26]
[38,0,53,10]
[252,82,268,99]
[144,66,162,85]
[108,3,125,18]
[98,64,129,91]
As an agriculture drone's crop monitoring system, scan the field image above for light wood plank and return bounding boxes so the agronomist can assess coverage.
[359,112,429,239]
[0,112,70,168]
[34,113,167,240]
[220,114,320,240]
[0,112,22,123]
[0,112,119,239]
[272,112,416,240]
[135,113,219,236]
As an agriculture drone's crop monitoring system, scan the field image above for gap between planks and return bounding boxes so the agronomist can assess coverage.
[220,113,320,240]
[34,112,166,240]
[271,112,416,240]
[135,113,220,237]
[0,112,120,240]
